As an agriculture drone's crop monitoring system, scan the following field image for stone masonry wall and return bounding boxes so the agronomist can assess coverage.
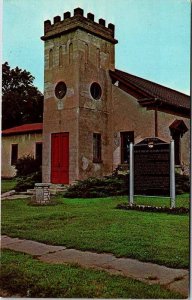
[78,30,114,179]
[43,24,115,183]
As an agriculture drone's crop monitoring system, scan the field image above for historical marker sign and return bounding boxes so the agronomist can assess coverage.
[134,138,170,196]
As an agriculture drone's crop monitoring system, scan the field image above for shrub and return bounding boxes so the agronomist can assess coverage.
[64,172,189,198]
[176,173,190,194]
[64,175,129,198]
[116,203,189,214]
[15,172,42,192]
[15,155,42,192]
[15,155,40,177]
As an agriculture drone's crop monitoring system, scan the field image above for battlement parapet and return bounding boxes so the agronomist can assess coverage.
[41,7,118,44]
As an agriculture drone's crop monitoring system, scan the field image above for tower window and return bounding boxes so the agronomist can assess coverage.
[11,144,18,165]
[55,81,67,99]
[59,46,63,67]
[69,43,73,64]
[93,133,102,163]
[90,82,102,100]
[96,48,100,68]
[85,43,88,64]
[49,49,53,68]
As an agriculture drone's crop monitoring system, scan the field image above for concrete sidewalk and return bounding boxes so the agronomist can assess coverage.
[1,235,189,297]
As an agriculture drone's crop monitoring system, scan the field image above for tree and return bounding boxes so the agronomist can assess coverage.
[2,62,43,129]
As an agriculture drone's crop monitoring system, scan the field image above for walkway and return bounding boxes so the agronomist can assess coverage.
[1,235,189,297]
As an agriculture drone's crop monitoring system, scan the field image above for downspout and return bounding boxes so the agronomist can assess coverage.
[154,98,162,137]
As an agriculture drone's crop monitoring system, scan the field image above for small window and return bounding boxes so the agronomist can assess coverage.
[59,46,63,67]
[96,48,100,68]
[11,144,18,165]
[69,43,73,64]
[36,143,42,165]
[90,82,102,100]
[121,131,134,164]
[55,81,67,99]
[49,49,53,68]
[84,43,88,64]
[93,133,102,163]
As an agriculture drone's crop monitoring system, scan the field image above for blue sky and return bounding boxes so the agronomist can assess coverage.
[3,0,190,95]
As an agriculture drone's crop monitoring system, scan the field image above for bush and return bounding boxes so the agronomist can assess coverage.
[64,172,189,198]
[116,203,189,214]
[15,155,40,177]
[15,172,42,192]
[176,173,190,194]
[64,175,129,198]
[15,155,42,192]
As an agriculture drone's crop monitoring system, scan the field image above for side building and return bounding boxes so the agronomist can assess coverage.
[1,123,43,178]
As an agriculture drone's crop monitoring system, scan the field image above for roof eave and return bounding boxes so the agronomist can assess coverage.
[2,129,43,136]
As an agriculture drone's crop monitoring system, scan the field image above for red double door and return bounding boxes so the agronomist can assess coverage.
[51,133,69,184]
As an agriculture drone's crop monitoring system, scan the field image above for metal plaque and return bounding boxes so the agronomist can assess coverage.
[134,138,170,196]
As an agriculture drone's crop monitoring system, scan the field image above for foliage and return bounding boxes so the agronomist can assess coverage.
[1,195,189,268]
[15,155,41,177]
[1,250,182,299]
[64,175,128,198]
[176,173,190,194]
[2,62,43,129]
[14,155,42,192]
[116,203,189,214]
[64,173,189,198]
[15,172,42,192]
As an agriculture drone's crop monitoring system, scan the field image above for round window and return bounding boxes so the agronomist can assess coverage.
[55,81,67,99]
[90,82,102,100]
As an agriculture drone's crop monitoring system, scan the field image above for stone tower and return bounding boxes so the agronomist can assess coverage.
[41,8,118,184]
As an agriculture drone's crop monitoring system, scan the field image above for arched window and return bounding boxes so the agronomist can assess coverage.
[96,48,100,68]
[69,43,73,64]
[90,82,102,100]
[59,46,63,67]
[49,49,53,68]
[85,43,88,64]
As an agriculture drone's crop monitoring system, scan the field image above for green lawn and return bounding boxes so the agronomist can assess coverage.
[1,179,17,194]
[1,250,184,299]
[1,195,189,268]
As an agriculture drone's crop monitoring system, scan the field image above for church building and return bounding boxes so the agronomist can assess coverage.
[2,8,189,183]
[41,8,190,184]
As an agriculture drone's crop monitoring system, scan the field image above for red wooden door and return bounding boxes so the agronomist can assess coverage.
[51,133,69,184]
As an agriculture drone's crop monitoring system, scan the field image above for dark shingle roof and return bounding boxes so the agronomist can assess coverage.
[109,69,190,113]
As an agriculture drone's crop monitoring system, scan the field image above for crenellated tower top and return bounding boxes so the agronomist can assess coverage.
[41,7,118,44]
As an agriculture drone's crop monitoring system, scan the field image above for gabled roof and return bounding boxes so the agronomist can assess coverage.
[2,123,43,136]
[169,119,188,135]
[109,69,190,117]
